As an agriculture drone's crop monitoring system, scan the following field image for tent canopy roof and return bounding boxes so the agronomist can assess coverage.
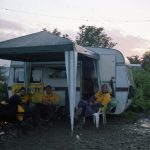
[0,30,99,61]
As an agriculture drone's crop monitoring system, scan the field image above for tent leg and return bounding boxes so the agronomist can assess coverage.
[65,51,78,133]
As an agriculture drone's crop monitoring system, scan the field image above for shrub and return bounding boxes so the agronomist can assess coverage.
[131,69,150,112]
[0,81,8,101]
[0,66,8,101]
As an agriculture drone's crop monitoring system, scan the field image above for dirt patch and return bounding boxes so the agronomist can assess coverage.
[0,114,150,150]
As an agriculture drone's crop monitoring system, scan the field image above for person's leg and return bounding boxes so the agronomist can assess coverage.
[45,104,56,127]
[77,100,88,117]
[85,103,101,117]
[85,105,95,117]
[78,100,88,108]
[47,104,56,121]
[23,104,37,127]
[34,103,43,122]
[29,103,41,127]
[91,103,101,113]
[75,100,89,128]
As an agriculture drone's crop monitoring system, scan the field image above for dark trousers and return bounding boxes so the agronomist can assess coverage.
[78,100,101,117]
[24,103,39,127]
[36,103,56,122]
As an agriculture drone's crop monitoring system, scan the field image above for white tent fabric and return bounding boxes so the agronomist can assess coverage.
[65,51,78,132]
[95,60,101,90]
[24,62,31,90]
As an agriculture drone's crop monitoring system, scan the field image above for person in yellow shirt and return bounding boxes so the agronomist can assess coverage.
[19,87,39,127]
[19,87,29,108]
[95,84,111,112]
[18,87,39,127]
[76,84,111,118]
[42,85,59,105]
[39,85,60,126]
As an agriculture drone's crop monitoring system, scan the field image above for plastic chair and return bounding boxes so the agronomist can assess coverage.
[93,109,106,128]
[92,98,118,128]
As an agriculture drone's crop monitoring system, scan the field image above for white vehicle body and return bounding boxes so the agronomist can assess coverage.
[8,47,134,114]
[0,31,134,130]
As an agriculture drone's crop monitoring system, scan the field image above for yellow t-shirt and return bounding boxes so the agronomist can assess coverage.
[0,101,24,121]
[95,91,111,110]
[17,105,24,121]
[21,95,29,104]
[42,92,60,105]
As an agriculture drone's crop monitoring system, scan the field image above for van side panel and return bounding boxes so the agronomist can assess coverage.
[115,65,129,113]
[100,54,116,82]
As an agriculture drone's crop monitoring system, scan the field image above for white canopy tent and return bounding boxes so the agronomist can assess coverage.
[0,30,100,132]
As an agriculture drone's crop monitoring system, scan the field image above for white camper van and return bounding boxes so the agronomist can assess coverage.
[7,47,134,114]
[0,31,134,130]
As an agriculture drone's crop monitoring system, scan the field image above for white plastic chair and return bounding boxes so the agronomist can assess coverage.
[93,110,107,128]
[83,109,107,128]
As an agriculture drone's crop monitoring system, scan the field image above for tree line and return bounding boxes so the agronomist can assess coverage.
[127,52,150,72]
[50,25,150,72]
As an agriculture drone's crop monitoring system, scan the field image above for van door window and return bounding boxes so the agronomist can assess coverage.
[14,68,24,83]
[30,67,42,83]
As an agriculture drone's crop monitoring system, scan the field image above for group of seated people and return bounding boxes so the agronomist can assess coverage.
[0,83,112,128]
[0,85,60,128]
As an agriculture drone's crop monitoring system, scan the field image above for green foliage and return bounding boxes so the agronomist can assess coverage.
[50,28,71,39]
[127,55,141,64]
[0,66,8,101]
[76,25,117,48]
[0,66,7,81]
[62,34,70,40]
[120,111,139,120]
[141,51,150,72]
[0,82,8,101]
[131,69,150,112]
[52,28,61,36]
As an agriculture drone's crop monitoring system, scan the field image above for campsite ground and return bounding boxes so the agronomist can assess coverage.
[0,112,150,150]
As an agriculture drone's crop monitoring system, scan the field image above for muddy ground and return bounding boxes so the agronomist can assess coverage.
[0,113,150,150]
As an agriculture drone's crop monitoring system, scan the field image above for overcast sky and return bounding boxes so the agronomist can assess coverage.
[0,0,150,66]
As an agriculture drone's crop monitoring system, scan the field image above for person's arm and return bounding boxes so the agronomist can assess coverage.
[95,91,103,103]
[88,95,96,104]
[42,95,50,104]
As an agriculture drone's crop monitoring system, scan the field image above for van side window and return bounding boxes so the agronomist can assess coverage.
[30,67,42,83]
[47,67,66,78]
[14,68,24,83]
